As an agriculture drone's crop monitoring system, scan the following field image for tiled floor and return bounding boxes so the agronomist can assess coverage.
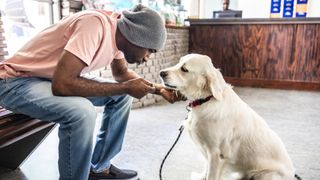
[0,87,319,180]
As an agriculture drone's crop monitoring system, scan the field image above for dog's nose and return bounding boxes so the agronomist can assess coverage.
[160,71,168,78]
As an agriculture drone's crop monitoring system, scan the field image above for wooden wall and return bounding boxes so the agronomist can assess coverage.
[189,23,320,90]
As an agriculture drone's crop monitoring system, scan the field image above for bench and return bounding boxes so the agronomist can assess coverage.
[0,106,55,169]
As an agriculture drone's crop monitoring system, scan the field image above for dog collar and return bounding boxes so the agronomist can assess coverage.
[188,95,214,108]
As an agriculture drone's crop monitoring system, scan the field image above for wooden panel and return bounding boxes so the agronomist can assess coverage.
[225,77,320,91]
[189,24,296,80]
[189,23,320,90]
[292,24,320,82]
[189,25,242,78]
[238,24,294,80]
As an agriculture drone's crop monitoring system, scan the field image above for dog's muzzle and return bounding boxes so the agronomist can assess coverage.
[159,71,177,89]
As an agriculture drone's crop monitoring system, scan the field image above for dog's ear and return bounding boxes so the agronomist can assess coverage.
[197,75,207,91]
[206,69,224,101]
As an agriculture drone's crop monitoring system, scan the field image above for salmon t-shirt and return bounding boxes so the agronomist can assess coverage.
[0,10,124,79]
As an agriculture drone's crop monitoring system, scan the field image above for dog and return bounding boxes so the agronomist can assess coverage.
[159,54,296,180]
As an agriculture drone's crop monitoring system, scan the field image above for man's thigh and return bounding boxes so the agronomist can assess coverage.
[0,77,95,123]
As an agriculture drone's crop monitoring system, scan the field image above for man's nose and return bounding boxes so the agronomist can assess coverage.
[160,71,168,78]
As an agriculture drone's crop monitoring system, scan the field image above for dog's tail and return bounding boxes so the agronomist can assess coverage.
[294,174,302,180]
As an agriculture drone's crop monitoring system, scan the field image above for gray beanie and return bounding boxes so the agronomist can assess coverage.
[117,4,167,51]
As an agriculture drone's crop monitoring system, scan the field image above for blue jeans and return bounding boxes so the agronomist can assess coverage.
[0,77,133,180]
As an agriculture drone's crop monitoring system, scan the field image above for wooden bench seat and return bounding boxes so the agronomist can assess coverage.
[0,107,55,169]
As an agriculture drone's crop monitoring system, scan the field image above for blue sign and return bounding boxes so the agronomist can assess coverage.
[295,0,308,17]
[271,0,282,13]
[283,0,294,18]
[297,0,308,4]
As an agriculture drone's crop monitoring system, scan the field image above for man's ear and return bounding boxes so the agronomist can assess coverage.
[206,69,223,101]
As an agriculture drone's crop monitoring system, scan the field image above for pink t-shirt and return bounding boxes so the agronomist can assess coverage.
[0,10,124,79]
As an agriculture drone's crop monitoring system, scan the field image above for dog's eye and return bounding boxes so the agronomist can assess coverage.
[181,66,188,72]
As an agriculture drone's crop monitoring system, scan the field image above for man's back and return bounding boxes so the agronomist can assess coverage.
[0,10,123,79]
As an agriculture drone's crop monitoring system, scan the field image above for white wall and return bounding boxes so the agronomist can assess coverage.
[202,0,237,18]
[199,0,320,18]
[308,0,320,17]
[203,0,219,18]
[188,0,200,18]
[237,0,270,18]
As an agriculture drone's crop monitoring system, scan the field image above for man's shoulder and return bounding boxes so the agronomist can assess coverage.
[75,10,108,20]
[69,10,117,25]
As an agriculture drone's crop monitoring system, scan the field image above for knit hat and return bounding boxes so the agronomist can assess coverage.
[117,4,167,51]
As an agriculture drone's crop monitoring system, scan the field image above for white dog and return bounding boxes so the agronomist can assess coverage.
[159,54,296,180]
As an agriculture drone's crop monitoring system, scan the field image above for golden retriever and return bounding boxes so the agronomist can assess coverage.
[159,54,296,180]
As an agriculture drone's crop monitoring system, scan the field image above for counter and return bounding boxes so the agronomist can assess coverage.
[187,18,320,90]
[188,17,320,25]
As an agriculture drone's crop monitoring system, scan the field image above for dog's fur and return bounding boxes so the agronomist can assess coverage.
[159,54,295,180]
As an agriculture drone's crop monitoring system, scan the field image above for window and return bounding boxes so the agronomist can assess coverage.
[0,0,59,57]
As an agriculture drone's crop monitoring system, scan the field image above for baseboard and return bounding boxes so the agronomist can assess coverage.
[224,77,320,91]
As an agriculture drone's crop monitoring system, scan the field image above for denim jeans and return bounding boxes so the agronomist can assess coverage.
[0,77,133,180]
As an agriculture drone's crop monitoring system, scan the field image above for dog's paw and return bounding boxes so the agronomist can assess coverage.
[191,172,206,180]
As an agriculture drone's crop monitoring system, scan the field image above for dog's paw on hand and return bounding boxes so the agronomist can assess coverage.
[174,90,187,101]
[159,88,177,103]
[153,84,187,103]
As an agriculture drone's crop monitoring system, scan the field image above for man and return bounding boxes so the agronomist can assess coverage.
[213,0,242,18]
[0,4,182,180]
[222,0,230,11]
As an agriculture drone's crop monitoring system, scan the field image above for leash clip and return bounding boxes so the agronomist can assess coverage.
[184,105,191,121]
[185,105,191,112]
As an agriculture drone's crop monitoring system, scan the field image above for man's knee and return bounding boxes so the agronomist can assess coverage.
[120,94,133,110]
[64,98,97,126]
[76,102,97,120]
[112,94,133,107]
[122,94,133,105]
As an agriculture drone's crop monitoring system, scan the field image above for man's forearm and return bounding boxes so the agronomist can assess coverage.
[52,76,127,97]
[114,69,140,82]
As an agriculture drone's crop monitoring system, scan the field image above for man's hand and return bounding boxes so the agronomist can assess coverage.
[122,78,156,99]
[153,84,187,103]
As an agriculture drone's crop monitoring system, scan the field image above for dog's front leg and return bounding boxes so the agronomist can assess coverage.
[189,135,208,180]
[206,153,224,180]
[191,162,207,180]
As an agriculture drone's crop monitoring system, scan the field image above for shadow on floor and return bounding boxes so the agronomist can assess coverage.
[0,167,28,180]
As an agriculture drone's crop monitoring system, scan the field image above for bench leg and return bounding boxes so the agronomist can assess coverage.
[0,125,55,169]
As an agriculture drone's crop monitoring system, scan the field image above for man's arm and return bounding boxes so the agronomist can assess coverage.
[110,58,140,82]
[52,51,155,98]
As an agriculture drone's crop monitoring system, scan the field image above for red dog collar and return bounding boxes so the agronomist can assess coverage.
[188,95,214,108]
